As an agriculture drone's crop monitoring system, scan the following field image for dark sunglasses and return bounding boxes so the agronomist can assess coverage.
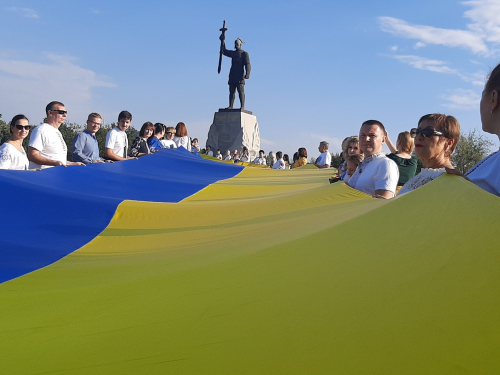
[166,132,174,135]
[51,109,67,115]
[411,128,443,138]
[15,124,32,131]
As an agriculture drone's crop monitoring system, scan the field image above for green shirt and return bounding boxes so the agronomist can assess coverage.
[387,153,418,186]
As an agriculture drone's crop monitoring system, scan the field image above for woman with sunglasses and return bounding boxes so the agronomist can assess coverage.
[399,114,460,195]
[446,62,500,196]
[161,126,178,149]
[0,114,31,170]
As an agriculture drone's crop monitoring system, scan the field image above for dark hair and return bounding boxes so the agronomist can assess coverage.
[45,101,64,115]
[175,122,188,137]
[298,147,307,158]
[9,114,29,134]
[259,149,265,154]
[207,145,211,150]
[485,62,500,93]
[276,151,283,159]
[217,148,220,152]
[192,138,198,143]
[283,154,289,162]
[293,152,299,162]
[139,121,155,138]
[118,110,132,122]
[154,123,164,135]
[417,113,460,156]
[361,120,386,133]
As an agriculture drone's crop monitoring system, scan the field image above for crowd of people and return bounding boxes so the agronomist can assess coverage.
[2,60,500,199]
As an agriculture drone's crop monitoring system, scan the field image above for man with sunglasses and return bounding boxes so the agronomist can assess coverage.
[72,113,106,164]
[347,120,399,199]
[28,101,85,169]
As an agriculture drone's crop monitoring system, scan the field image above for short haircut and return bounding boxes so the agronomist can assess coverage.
[46,101,64,115]
[139,121,155,137]
[361,120,386,134]
[283,154,289,162]
[259,150,265,154]
[9,114,29,134]
[154,123,165,135]
[346,153,364,166]
[87,112,102,122]
[207,145,211,150]
[166,126,175,133]
[118,110,132,122]
[175,122,188,137]
[418,114,460,155]
[298,147,307,158]
[192,138,198,143]
[397,131,414,154]
[320,141,329,149]
[276,151,283,159]
[486,62,500,93]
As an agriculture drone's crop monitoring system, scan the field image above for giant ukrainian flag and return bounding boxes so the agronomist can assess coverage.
[0,148,499,374]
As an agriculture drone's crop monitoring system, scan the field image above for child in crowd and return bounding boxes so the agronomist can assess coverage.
[191,138,200,153]
[343,154,364,183]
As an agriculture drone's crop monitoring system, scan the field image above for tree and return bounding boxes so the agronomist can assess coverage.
[330,152,342,169]
[451,129,494,174]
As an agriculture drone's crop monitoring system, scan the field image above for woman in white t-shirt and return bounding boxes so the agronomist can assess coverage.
[161,126,178,149]
[0,114,31,170]
[173,122,191,152]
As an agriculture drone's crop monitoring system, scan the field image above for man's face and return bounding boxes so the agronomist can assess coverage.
[359,124,385,156]
[118,118,131,132]
[259,151,264,158]
[48,104,67,125]
[86,117,102,135]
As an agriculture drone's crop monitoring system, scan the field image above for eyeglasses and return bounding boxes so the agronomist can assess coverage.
[51,109,67,115]
[411,128,443,138]
[15,124,32,130]
[166,132,174,135]
[88,120,102,126]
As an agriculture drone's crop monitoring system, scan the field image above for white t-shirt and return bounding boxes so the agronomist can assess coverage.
[399,168,445,195]
[207,150,214,157]
[0,143,29,170]
[315,151,331,167]
[253,156,267,165]
[272,158,286,169]
[160,139,177,149]
[28,123,67,169]
[173,136,191,151]
[105,127,128,158]
[348,152,399,196]
[223,155,232,161]
[216,153,223,160]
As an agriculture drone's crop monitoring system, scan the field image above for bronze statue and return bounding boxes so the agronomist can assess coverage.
[218,21,251,109]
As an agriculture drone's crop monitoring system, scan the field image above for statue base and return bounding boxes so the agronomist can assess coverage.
[206,109,260,160]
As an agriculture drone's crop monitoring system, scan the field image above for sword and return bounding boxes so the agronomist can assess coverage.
[218,20,227,74]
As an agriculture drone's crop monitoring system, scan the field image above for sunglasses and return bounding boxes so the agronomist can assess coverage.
[51,109,67,115]
[166,132,174,135]
[15,124,32,131]
[411,128,443,138]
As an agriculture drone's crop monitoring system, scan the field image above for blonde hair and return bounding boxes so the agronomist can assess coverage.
[397,131,414,154]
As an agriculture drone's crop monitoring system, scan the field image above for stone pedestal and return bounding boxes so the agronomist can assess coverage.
[206,109,260,160]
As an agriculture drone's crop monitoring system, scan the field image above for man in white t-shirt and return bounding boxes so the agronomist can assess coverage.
[28,101,85,169]
[315,141,331,168]
[105,110,132,161]
[206,145,214,157]
[348,120,399,199]
[253,150,267,165]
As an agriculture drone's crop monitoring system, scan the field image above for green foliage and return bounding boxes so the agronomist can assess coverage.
[58,122,83,162]
[330,152,342,168]
[451,129,494,174]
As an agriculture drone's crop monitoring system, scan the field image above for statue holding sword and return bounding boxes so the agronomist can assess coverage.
[218,21,251,109]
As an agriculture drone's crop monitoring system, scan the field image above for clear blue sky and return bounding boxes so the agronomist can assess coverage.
[1,0,499,157]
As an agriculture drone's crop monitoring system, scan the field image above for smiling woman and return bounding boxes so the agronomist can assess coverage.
[399,114,460,195]
[129,122,154,158]
[0,114,31,170]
